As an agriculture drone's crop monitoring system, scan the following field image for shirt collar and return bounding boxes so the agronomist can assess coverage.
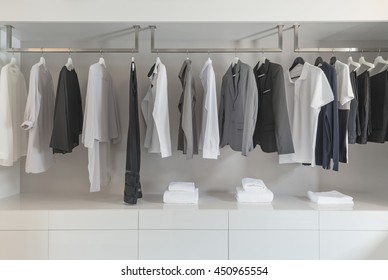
[288,62,310,83]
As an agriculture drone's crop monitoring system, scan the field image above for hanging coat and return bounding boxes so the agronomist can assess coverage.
[124,61,142,205]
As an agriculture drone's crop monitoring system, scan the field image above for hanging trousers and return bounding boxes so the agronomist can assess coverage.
[124,62,142,204]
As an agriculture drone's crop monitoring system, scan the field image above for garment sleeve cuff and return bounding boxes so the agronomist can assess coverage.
[21,121,34,130]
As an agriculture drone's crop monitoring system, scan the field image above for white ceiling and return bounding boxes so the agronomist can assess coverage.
[2,22,388,44]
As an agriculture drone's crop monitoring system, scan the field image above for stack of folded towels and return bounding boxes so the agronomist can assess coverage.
[307,190,354,205]
[163,182,199,204]
[236,178,274,203]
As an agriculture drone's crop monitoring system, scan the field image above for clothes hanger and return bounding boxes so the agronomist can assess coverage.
[314,49,324,67]
[10,49,17,65]
[38,48,47,71]
[257,50,267,70]
[371,50,388,73]
[347,50,361,71]
[231,48,239,67]
[65,49,74,71]
[329,49,337,65]
[289,56,305,72]
[98,49,106,68]
[357,50,375,73]
[186,49,190,60]
[131,50,135,71]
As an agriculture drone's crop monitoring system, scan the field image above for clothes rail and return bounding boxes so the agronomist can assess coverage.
[1,25,141,53]
[150,25,286,53]
[293,24,388,53]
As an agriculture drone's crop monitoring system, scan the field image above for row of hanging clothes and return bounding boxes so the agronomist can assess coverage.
[283,52,388,172]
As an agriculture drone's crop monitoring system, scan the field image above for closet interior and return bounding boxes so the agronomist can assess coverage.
[0,21,388,260]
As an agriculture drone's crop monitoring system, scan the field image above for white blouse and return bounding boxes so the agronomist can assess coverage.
[0,63,28,166]
[82,63,121,192]
[22,63,55,173]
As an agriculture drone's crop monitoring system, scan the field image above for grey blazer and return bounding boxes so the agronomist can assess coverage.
[219,60,258,156]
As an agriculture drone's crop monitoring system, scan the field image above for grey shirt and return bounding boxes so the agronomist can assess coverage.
[177,59,198,159]
[219,60,258,156]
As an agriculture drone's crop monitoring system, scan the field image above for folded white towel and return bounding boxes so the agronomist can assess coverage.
[307,190,354,205]
[236,187,274,203]
[168,182,195,192]
[241,178,267,192]
[163,188,199,204]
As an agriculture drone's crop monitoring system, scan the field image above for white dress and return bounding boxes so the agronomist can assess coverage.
[22,63,55,173]
[82,63,121,192]
[0,62,28,166]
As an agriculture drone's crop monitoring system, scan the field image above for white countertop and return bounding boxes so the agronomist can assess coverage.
[0,191,387,211]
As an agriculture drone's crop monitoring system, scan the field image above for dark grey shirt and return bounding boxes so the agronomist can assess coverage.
[356,71,372,144]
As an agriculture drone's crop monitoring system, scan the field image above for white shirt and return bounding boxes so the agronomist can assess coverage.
[280,62,334,165]
[82,63,121,192]
[22,63,55,173]
[198,58,220,159]
[0,63,28,166]
[141,57,171,158]
[335,60,354,110]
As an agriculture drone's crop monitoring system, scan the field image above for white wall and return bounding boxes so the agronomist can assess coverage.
[17,26,388,197]
[1,0,388,22]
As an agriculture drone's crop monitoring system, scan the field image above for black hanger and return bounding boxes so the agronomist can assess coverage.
[314,56,324,67]
[289,56,305,71]
[330,56,337,65]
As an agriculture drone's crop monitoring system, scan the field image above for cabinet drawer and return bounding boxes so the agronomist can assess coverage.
[49,210,138,230]
[229,230,319,260]
[320,211,388,230]
[320,231,388,259]
[139,210,228,229]
[139,230,228,259]
[0,211,48,230]
[229,210,318,230]
[0,231,48,259]
[49,230,138,260]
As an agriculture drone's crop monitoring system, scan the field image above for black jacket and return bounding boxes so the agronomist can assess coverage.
[253,59,294,154]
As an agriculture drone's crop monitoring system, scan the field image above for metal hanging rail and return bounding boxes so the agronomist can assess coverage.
[2,25,141,53]
[294,24,388,53]
[150,25,286,53]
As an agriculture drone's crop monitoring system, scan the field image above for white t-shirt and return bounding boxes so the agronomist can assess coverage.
[22,63,55,173]
[199,58,220,159]
[0,63,28,166]
[335,60,354,110]
[82,63,121,192]
[280,62,334,165]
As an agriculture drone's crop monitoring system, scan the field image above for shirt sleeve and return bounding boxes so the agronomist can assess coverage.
[311,68,334,109]
[338,64,354,106]
[202,65,220,159]
[181,68,194,158]
[218,77,226,147]
[153,64,172,158]
[242,67,258,156]
[82,66,94,148]
[22,66,41,130]
[110,79,121,145]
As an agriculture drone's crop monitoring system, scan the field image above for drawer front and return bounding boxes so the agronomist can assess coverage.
[229,210,319,230]
[0,231,48,260]
[139,230,228,259]
[320,230,388,260]
[0,211,48,230]
[139,210,228,229]
[320,211,388,230]
[49,230,138,260]
[229,230,319,260]
[49,210,138,230]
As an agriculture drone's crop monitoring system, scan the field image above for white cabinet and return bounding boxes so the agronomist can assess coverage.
[49,230,138,260]
[0,231,48,260]
[0,211,48,230]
